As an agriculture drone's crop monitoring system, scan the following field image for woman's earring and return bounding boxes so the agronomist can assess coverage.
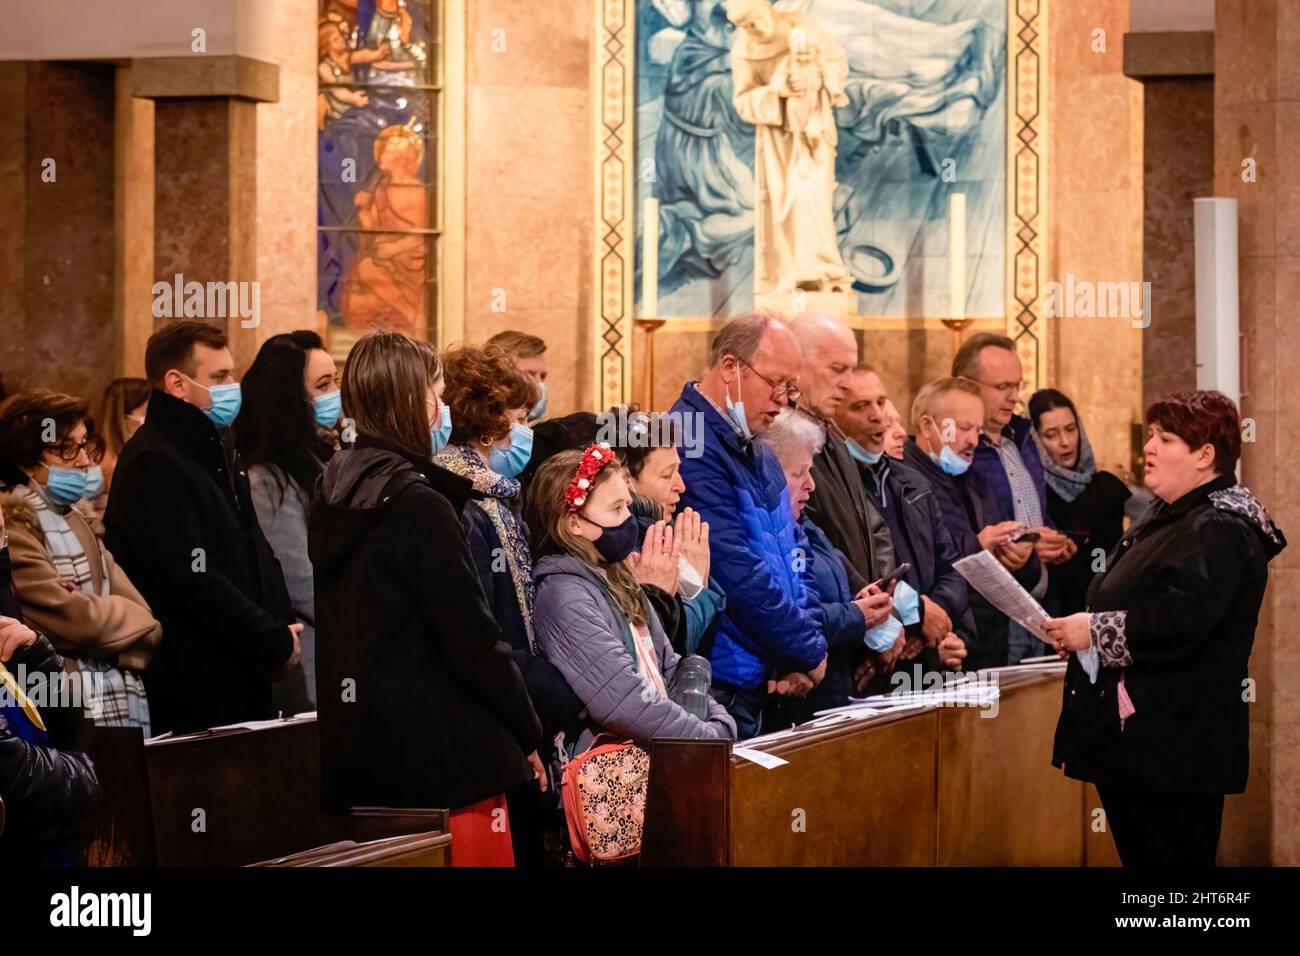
[479,435,493,447]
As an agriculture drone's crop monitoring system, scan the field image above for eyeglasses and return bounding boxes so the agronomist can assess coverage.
[52,436,105,463]
[737,358,801,404]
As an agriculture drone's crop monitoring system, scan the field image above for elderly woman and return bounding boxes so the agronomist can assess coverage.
[762,408,897,727]
[0,390,162,734]
[1046,390,1286,867]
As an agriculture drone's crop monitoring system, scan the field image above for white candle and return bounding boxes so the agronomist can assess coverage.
[643,196,659,318]
[949,192,967,322]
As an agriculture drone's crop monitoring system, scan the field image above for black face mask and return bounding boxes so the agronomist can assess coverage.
[584,513,640,564]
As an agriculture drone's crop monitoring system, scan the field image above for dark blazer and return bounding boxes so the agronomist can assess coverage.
[310,437,541,811]
[1053,475,1286,794]
[1045,472,1130,614]
[902,437,1040,670]
[104,390,294,734]
[802,415,893,589]
[861,457,974,652]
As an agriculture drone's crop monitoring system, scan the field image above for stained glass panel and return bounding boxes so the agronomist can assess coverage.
[318,0,440,359]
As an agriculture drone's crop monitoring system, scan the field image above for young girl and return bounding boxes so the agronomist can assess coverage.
[527,445,736,750]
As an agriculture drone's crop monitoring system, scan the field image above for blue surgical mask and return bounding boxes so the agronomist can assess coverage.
[846,438,883,466]
[45,466,91,507]
[430,401,453,455]
[724,374,752,440]
[892,579,921,627]
[930,443,972,477]
[313,389,342,428]
[528,380,548,423]
[489,422,533,478]
[197,381,242,428]
[83,465,104,499]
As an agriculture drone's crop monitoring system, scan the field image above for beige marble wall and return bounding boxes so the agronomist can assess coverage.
[253,0,318,347]
[1214,0,1300,866]
[1049,0,1146,476]
[460,0,594,418]
[0,62,120,404]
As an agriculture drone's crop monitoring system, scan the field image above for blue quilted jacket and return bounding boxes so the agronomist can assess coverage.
[670,384,826,689]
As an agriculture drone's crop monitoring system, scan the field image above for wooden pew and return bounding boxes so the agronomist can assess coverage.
[249,830,452,867]
[643,669,1092,866]
[77,716,448,867]
[642,708,938,866]
[937,670,1084,865]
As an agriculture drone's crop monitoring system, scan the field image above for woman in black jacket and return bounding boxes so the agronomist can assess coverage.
[309,331,543,867]
[1046,391,1285,866]
[1,521,99,866]
[1029,388,1131,614]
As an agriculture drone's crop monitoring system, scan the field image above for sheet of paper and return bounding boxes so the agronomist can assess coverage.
[732,746,790,769]
[953,550,1052,641]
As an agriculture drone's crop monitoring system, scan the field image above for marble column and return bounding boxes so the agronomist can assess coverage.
[134,56,278,373]
[1214,0,1300,865]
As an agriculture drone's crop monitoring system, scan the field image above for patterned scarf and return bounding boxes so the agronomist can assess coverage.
[1033,416,1097,503]
[434,442,538,653]
[14,484,103,594]
[14,484,150,734]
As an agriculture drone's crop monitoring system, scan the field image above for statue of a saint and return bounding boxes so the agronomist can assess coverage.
[726,0,852,295]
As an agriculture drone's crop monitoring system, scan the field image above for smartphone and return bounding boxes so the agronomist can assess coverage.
[867,562,912,591]
[1012,531,1041,543]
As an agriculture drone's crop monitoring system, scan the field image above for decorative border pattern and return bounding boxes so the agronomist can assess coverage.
[1008,0,1050,395]
[591,0,636,409]
[592,0,1050,405]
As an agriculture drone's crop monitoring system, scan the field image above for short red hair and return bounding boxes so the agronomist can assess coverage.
[1145,390,1241,475]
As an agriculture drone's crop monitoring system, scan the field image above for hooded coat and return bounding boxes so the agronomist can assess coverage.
[309,437,541,811]
[1052,476,1286,794]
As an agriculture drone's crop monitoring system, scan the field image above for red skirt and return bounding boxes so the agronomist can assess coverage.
[448,794,514,867]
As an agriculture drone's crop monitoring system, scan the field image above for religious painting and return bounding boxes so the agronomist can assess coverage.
[633,0,1008,320]
[317,0,440,359]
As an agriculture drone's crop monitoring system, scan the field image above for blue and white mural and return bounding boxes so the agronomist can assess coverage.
[635,0,1006,318]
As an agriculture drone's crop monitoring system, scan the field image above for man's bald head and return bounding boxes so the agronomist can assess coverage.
[790,313,858,417]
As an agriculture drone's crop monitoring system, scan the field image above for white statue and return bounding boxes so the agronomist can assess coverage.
[726,0,852,295]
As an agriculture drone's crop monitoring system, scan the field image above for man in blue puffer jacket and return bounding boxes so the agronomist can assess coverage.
[671,315,827,739]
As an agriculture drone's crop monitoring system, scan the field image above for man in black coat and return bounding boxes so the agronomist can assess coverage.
[104,322,299,735]
[790,316,896,691]
[837,368,973,677]
[903,376,1047,671]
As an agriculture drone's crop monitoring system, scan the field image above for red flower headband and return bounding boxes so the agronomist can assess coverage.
[565,442,617,513]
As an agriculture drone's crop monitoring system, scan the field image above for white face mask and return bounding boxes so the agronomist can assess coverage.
[724,363,752,440]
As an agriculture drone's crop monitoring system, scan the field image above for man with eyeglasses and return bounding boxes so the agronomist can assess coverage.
[953,333,1075,668]
[671,314,828,739]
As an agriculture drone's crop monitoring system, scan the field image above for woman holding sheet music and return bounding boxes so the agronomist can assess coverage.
[1045,391,1285,867]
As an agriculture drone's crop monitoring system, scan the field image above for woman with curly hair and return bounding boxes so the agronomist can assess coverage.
[434,344,575,866]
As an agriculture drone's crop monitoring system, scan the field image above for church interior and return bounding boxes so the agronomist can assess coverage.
[0,0,1297,883]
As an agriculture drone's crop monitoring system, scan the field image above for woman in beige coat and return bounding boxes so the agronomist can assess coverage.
[0,390,161,733]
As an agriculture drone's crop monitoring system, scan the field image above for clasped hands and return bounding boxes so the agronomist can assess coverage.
[628,509,711,595]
